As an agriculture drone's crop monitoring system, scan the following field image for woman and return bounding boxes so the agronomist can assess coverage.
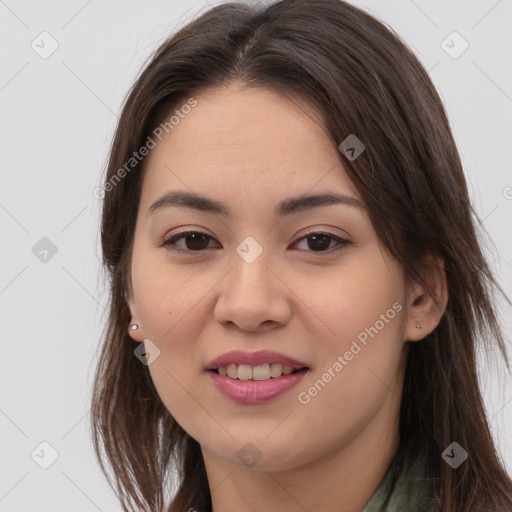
[90,1,512,510]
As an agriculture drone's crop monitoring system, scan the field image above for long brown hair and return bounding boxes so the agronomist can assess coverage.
[90,1,512,510]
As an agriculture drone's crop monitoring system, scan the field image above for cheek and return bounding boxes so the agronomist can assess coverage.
[292,308,405,462]
[131,254,212,403]
[300,251,405,358]
[135,270,210,435]
[292,255,406,417]
[131,251,203,343]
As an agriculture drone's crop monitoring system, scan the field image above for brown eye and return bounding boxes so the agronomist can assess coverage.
[161,231,218,252]
[293,232,351,253]
[161,230,350,254]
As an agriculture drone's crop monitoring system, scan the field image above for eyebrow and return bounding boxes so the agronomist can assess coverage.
[148,190,364,217]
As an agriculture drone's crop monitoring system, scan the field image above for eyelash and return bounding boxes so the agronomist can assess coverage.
[159,229,351,255]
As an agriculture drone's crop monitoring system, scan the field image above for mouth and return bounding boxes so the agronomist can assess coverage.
[206,364,310,403]
[204,350,310,402]
[205,349,310,375]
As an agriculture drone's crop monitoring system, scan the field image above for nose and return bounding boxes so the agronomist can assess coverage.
[213,247,292,332]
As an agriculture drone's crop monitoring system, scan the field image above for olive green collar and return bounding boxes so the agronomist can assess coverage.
[362,456,434,511]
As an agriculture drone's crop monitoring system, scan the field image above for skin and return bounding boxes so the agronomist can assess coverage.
[127,84,448,512]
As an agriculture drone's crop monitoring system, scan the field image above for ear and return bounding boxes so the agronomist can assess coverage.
[125,279,145,343]
[403,253,449,342]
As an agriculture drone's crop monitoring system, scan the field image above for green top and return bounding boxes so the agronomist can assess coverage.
[362,457,436,511]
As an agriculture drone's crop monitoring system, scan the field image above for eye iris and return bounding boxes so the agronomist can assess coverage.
[186,233,209,250]
[307,234,331,251]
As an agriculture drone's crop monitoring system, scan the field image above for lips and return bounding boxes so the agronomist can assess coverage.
[207,369,309,403]
[205,349,309,371]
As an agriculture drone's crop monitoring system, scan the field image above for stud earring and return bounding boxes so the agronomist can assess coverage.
[416,323,421,329]
[129,324,139,332]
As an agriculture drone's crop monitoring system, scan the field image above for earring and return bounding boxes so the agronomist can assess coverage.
[416,323,421,329]
[129,324,139,332]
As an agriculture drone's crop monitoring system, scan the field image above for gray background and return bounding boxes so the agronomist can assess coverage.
[1,0,511,510]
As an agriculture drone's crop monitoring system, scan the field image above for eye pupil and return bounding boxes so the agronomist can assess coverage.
[307,234,331,251]
[186,233,209,250]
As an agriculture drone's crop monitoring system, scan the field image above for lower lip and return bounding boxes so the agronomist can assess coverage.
[206,369,309,403]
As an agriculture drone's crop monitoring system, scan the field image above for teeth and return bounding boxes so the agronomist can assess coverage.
[270,363,283,378]
[253,364,270,381]
[215,363,300,380]
[237,364,253,381]
[227,364,237,379]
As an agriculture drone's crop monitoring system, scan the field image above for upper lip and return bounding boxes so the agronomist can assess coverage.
[205,350,309,371]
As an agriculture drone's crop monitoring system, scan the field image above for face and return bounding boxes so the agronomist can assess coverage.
[127,84,416,474]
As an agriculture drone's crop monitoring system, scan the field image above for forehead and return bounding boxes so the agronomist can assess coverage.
[139,85,361,214]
